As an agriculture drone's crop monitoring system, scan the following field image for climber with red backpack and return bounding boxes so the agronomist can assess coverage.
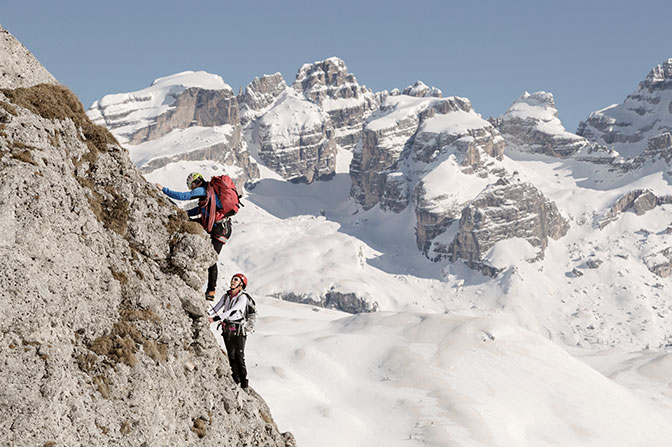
[155,172,241,300]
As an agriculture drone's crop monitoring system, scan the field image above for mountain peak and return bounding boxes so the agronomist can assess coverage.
[504,90,559,121]
[643,57,672,88]
[293,57,367,106]
[0,24,58,89]
[148,70,232,92]
[403,80,442,98]
[518,91,555,108]
[578,57,672,159]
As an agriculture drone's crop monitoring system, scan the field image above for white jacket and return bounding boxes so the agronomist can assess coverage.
[209,290,248,323]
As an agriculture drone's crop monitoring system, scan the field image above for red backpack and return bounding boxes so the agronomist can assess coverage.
[199,175,240,232]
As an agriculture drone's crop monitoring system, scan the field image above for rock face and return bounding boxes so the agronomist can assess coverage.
[253,89,336,183]
[272,290,379,314]
[126,87,240,145]
[0,25,58,89]
[448,177,569,269]
[0,34,292,445]
[633,131,672,166]
[495,91,616,162]
[293,57,379,152]
[577,58,672,159]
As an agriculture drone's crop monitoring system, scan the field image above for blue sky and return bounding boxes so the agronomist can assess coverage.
[3,0,671,131]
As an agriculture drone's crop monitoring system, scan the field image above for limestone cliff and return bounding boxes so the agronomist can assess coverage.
[0,27,293,447]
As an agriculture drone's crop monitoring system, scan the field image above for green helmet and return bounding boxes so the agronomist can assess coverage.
[186,172,204,189]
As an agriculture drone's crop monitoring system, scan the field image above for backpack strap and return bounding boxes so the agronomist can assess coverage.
[202,182,217,233]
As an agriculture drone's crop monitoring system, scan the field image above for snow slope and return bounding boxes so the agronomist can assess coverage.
[129,125,234,167]
[243,297,672,447]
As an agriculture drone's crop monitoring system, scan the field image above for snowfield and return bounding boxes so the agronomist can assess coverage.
[244,298,672,447]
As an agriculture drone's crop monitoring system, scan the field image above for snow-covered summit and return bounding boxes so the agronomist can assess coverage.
[403,80,442,98]
[577,58,672,159]
[495,91,616,162]
[149,70,232,91]
[292,57,379,151]
[503,91,558,121]
[88,70,233,144]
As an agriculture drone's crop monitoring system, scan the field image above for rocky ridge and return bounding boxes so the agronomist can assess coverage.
[0,28,292,447]
[599,188,672,229]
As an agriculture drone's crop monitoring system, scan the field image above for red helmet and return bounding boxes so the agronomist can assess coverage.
[232,273,247,289]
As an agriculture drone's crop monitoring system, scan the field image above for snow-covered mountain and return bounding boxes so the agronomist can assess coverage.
[79,53,672,446]
[578,58,672,160]
[87,57,672,344]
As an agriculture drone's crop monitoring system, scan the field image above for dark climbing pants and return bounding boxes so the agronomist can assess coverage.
[223,328,247,387]
[206,220,232,292]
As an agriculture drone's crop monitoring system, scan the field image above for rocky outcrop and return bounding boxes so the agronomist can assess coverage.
[600,188,672,228]
[271,290,379,314]
[0,57,291,446]
[0,24,58,89]
[496,91,616,162]
[644,248,672,278]
[577,58,672,159]
[238,73,288,126]
[633,132,672,166]
[448,177,569,266]
[293,57,379,151]
[414,181,464,257]
[350,98,420,209]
